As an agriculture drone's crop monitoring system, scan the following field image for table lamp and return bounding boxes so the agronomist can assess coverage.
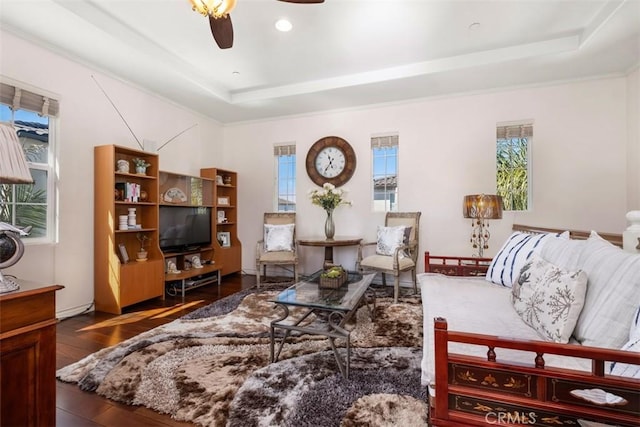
[0,122,34,293]
[463,194,503,257]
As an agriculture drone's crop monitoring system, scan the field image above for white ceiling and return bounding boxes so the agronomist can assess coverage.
[1,0,638,124]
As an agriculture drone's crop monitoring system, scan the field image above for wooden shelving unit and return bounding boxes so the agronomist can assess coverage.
[94,153,241,313]
[201,168,242,275]
[94,145,164,314]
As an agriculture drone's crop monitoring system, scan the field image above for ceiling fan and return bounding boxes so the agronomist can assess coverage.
[189,0,324,49]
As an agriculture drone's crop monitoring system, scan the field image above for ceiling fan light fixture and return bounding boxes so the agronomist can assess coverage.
[189,0,236,19]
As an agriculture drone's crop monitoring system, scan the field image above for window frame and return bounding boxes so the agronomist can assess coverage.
[273,143,296,212]
[0,81,58,244]
[371,134,399,212]
[496,121,532,212]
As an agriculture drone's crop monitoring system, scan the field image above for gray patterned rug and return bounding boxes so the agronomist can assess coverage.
[57,284,428,426]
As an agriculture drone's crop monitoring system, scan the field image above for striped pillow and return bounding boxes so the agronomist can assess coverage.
[609,338,640,378]
[630,306,640,342]
[486,231,568,287]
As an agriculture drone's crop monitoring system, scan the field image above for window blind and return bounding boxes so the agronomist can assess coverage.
[496,123,533,139]
[371,134,398,148]
[273,144,295,156]
[0,83,59,117]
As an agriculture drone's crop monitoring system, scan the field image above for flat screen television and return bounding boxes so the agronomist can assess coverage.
[159,206,212,252]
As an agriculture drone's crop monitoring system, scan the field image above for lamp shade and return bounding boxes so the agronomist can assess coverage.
[0,123,33,184]
[463,194,503,220]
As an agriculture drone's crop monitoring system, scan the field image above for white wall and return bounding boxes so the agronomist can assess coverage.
[1,31,224,317]
[224,77,633,277]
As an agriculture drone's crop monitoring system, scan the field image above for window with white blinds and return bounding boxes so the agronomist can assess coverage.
[274,144,296,212]
[0,82,58,241]
[496,122,532,211]
[371,134,399,212]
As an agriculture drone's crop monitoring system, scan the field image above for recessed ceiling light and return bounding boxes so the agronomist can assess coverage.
[232,71,240,76]
[275,19,292,32]
[468,22,481,31]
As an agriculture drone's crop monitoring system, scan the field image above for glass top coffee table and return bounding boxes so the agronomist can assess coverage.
[269,271,376,379]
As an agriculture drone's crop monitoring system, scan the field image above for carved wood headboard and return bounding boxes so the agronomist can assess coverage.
[512,223,623,248]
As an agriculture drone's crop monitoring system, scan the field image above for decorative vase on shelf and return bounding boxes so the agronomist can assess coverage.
[324,209,335,240]
[136,250,148,262]
[135,166,147,175]
[116,159,130,173]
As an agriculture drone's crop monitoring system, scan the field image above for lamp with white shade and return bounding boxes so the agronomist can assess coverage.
[0,122,33,293]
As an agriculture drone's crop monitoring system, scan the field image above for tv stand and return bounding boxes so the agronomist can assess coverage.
[165,263,223,298]
[162,244,219,297]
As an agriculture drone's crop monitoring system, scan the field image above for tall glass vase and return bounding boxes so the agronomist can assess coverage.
[324,209,335,240]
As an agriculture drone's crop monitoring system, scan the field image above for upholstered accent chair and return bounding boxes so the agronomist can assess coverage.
[357,212,422,303]
[255,212,299,288]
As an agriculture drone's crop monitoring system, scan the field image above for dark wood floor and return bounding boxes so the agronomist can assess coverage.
[55,273,256,427]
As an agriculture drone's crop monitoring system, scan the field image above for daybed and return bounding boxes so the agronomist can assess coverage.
[420,224,640,427]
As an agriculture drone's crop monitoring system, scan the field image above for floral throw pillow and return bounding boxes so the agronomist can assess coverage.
[264,223,295,252]
[511,252,588,343]
[375,226,406,257]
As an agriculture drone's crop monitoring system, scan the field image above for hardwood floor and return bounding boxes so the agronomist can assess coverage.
[55,273,256,427]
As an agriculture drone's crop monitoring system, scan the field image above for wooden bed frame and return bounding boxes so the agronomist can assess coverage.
[425,225,639,427]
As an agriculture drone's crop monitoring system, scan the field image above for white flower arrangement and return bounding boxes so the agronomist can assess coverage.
[308,183,352,212]
[132,157,151,168]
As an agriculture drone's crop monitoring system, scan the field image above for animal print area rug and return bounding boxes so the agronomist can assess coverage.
[56,284,428,427]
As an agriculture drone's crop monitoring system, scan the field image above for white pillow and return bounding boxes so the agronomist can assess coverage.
[486,231,568,287]
[539,236,586,271]
[511,253,587,343]
[263,223,295,252]
[573,232,640,349]
[375,226,406,257]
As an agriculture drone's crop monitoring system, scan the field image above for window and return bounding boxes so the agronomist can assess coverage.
[371,134,398,212]
[274,144,296,212]
[496,122,532,211]
[0,82,58,241]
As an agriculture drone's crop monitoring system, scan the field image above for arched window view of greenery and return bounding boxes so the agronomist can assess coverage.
[496,125,531,211]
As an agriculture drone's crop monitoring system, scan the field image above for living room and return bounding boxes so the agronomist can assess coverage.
[0,6,636,317]
[2,44,640,317]
[1,1,639,425]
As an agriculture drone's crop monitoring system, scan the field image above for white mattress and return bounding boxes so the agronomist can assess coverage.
[419,273,592,386]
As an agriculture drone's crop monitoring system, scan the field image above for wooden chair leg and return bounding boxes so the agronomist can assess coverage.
[294,264,299,283]
[394,275,400,303]
[256,263,261,288]
[412,268,418,294]
[382,273,387,286]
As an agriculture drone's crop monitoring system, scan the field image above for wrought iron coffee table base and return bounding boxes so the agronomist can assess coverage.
[269,288,376,379]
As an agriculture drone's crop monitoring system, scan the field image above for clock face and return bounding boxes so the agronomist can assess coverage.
[305,136,356,187]
[315,147,346,178]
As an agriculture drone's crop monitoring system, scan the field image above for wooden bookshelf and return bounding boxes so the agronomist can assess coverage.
[200,168,242,275]
[94,145,163,314]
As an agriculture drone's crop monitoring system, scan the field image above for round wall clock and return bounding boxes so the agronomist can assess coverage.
[305,136,357,187]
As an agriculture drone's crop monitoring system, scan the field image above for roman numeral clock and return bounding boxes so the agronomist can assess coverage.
[305,136,357,187]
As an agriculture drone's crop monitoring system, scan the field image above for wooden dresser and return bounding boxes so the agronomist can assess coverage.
[0,281,63,427]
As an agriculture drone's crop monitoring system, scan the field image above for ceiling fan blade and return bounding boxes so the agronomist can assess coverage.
[209,14,234,49]
[277,0,324,3]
